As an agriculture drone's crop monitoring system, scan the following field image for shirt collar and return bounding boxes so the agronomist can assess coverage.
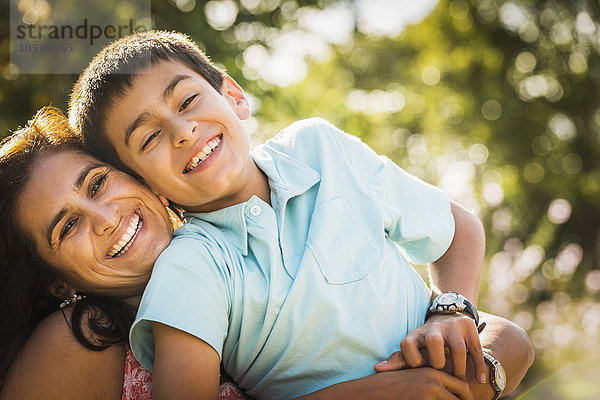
[182,144,320,256]
[184,203,249,256]
[252,143,320,203]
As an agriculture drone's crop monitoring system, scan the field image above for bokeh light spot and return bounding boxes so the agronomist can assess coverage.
[483,182,504,207]
[421,66,441,86]
[481,99,502,120]
[468,143,489,164]
[547,198,572,224]
[524,162,544,183]
[205,0,238,30]
[531,135,553,156]
[562,153,583,175]
[515,51,537,73]
[555,244,583,275]
[549,113,577,141]
[585,271,600,293]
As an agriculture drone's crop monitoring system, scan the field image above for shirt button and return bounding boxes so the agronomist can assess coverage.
[250,205,262,216]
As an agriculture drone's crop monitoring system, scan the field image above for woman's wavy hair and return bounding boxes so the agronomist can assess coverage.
[0,107,135,382]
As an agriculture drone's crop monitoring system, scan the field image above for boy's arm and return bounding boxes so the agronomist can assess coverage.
[400,201,487,383]
[152,322,221,400]
[429,201,484,304]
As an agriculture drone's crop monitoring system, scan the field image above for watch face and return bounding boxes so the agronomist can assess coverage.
[495,364,507,390]
[438,292,459,305]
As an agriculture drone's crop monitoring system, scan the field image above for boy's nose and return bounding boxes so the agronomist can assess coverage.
[171,119,198,147]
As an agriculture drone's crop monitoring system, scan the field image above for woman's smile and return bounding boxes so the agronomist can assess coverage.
[107,211,143,258]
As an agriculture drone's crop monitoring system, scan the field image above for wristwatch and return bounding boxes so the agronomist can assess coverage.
[483,351,506,400]
[425,291,479,326]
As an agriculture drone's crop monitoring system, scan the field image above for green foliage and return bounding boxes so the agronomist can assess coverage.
[2,0,599,397]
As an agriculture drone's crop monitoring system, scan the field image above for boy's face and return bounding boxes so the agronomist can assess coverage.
[104,60,253,211]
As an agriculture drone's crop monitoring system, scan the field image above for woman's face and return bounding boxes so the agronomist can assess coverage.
[17,149,173,298]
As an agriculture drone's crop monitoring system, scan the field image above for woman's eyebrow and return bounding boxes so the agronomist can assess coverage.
[75,163,105,189]
[47,208,67,248]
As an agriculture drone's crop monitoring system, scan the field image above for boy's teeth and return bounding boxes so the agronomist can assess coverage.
[185,135,222,173]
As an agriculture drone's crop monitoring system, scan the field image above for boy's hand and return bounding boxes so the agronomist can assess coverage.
[378,314,487,384]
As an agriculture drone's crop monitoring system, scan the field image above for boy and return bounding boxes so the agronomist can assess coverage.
[69,31,498,399]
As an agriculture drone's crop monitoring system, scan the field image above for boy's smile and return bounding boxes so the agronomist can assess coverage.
[183,133,222,174]
[104,60,268,212]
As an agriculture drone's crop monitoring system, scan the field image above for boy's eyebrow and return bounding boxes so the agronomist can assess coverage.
[125,112,152,145]
[46,163,104,247]
[161,74,191,102]
[124,74,191,145]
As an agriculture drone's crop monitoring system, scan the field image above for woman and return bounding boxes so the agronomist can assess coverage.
[0,108,249,399]
[0,108,534,399]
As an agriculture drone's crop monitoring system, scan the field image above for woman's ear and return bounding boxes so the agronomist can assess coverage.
[221,75,251,120]
[47,280,75,300]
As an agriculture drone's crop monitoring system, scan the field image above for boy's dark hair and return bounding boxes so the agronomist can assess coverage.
[0,107,134,381]
[68,30,226,176]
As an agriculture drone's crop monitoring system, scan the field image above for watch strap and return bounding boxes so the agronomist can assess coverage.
[483,352,505,400]
[425,292,480,326]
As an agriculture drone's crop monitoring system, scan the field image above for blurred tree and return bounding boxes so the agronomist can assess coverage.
[2,0,599,398]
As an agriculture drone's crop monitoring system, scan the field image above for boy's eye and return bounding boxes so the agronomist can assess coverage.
[142,131,160,151]
[59,218,78,240]
[179,94,198,112]
[89,173,107,197]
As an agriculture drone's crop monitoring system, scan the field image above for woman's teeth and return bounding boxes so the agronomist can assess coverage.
[184,135,221,173]
[108,213,143,258]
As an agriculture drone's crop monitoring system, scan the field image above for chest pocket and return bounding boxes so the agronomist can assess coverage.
[306,197,383,284]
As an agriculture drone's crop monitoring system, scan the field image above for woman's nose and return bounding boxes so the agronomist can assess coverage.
[90,203,120,236]
[170,119,198,147]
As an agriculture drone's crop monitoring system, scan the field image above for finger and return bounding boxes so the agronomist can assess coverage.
[465,330,487,384]
[425,332,446,370]
[435,370,474,400]
[446,332,467,380]
[373,351,407,372]
[400,334,426,368]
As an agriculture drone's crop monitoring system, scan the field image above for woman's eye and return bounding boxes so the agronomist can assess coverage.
[179,94,198,112]
[142,131,160,151]
[90,173,107,197]
[60,218,78,240]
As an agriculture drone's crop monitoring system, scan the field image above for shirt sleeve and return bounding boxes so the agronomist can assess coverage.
[129,231,231,372]
[318,119,455,265]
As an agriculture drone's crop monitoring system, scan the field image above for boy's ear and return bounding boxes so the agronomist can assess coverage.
[159,194,170,207]
[221,75,250,120]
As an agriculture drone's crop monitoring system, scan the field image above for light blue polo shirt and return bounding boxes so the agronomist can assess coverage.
[130,118,455,400]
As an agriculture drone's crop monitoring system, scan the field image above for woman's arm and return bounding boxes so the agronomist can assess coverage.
[295,368,474,400]
[0,310,126,400]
